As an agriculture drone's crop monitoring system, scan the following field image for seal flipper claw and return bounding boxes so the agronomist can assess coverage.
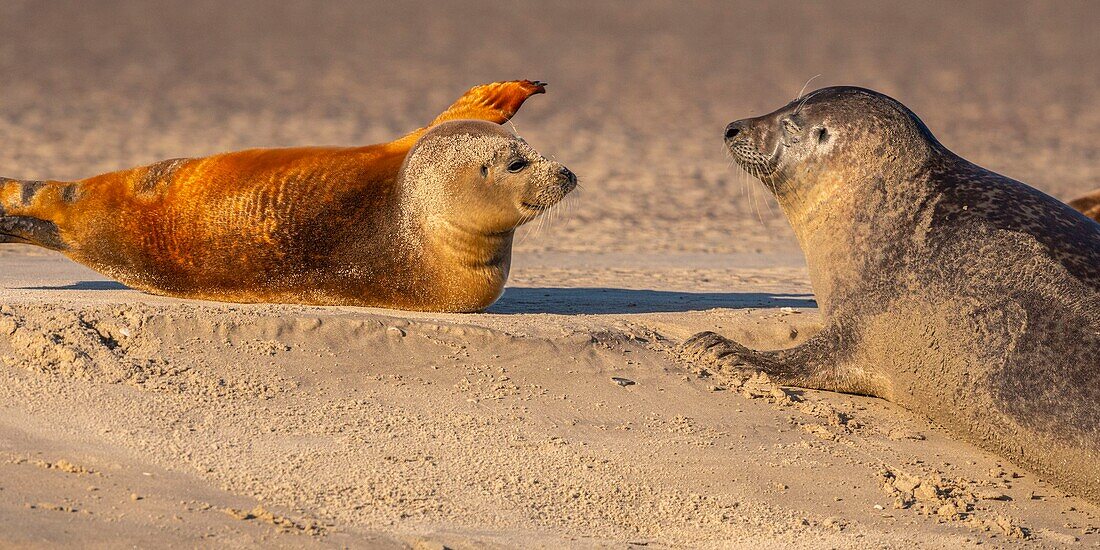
[681,331,781,377]
[682,328,882,396]
[0,215,63,249]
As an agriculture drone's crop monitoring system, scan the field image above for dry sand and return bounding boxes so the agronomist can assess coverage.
[1,1,1099,547]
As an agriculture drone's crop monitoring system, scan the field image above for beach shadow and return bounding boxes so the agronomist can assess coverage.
[22,281,130,291]
[489,287,816,315]
[16,283,817,315]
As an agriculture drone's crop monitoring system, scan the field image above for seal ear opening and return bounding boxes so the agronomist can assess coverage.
[480,164,489,178]
[816,127,830,144]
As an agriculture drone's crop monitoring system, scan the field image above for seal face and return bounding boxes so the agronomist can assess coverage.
[401,121,576,236]
[686,86,1100,503]
[0,80,575,312]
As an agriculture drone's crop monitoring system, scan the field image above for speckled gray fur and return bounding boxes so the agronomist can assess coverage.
[684,86,1100,503]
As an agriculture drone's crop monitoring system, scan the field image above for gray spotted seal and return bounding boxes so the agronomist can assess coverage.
[683,86,1100,503]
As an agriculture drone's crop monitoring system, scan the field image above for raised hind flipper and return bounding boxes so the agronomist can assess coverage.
[428,80,547,126]
[390,80,547,149]
[0,178,68,250]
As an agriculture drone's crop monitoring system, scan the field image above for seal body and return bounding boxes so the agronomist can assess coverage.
[1069,188,1100,222]
[0,81,576,312]
[684,87,1100,503]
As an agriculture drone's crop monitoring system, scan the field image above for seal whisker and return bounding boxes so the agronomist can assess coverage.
[746,165,764,225]
[794,87,827,115]
[796,74,822,101]
[743,167,759,225]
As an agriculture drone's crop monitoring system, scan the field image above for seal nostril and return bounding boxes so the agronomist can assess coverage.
[725,124,740,140]
[560,167,577,185]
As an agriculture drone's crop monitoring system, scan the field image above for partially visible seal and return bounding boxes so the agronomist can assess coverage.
[683,86,1100,503]
[0,80,576,312]
[1069,188,1100,223]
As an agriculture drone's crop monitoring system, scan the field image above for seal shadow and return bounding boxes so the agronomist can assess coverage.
[489,287,817,315]
[21,281,130,291]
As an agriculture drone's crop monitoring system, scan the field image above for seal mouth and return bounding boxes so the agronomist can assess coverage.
[521,172,577,215]
[726,137,783,183]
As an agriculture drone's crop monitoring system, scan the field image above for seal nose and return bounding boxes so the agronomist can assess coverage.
[560,166,577,186]
[724,121,747,141]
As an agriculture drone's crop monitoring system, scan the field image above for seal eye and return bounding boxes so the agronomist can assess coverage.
[816,127,830,144]
[507,159,528,173]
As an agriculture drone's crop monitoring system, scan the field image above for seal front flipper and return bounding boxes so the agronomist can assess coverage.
[390,80,547,149]
[681,328,885,397]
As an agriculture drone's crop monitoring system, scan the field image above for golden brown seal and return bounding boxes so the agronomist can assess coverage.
[684,86,1100,504]
[1069,188,1100,223]
[0,80,576,312]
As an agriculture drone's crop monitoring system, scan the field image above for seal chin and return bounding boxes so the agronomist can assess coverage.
[521,201,553,212]
[520,168,577,215]
[520,189,569,214]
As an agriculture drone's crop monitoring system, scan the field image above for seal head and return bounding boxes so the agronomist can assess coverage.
[401,120,576,236]
[390,120,576,312]
[724,87,940,216]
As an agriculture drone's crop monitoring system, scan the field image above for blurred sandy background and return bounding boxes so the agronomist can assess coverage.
[1,1,1099,548]
[3,0,1099,255]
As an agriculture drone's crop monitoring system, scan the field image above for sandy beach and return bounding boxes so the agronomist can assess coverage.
[1,1,1099,547]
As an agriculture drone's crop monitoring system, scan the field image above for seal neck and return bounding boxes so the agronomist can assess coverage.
[399,209,515,312]
[774,159,939,315]
[424,217,514,270]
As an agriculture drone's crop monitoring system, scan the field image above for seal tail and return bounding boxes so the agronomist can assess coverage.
[428,80,547,126]
[1067,188,1100,223]
[0,177,68,249]
[390,80,547,148]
